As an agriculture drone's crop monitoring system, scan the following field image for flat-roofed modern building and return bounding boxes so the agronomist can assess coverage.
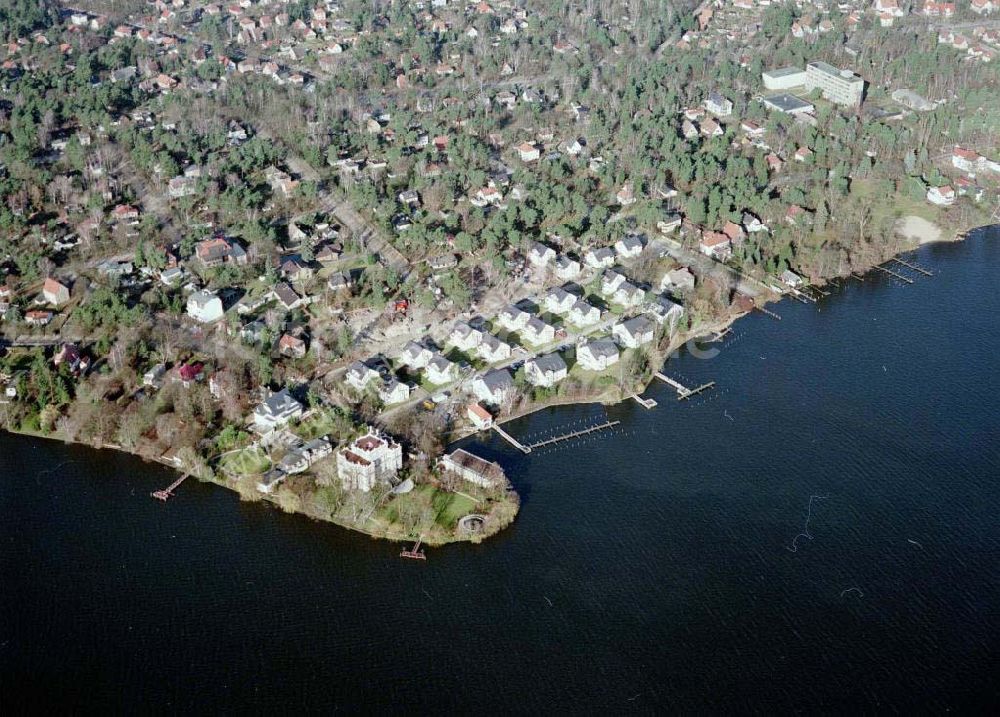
[762,67,808,91]
[762,94,815,115]
[804,61,865,107]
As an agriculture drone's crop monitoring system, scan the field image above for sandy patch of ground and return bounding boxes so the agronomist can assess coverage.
[895,215,943,244]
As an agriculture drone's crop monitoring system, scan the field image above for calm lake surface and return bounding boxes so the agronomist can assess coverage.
[3,228,999,713]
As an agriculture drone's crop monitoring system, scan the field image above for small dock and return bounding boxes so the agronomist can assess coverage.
[891,257,933,276]
[631,394,658,409]
[654,373,716,400]
[705,327,731,343]
[524,420,620,451]
[753,305,782,320]
[400,539,426,560]
[493,424,531,454]
[151,472,191,501]
[875,264,914,284]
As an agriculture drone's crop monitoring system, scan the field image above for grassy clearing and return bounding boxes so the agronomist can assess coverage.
[219,447,271,476]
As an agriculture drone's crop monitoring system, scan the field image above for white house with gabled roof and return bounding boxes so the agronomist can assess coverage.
[554,255,582,281]
[399,341,434,369]
[521,317,555,347]
[253,388,304,432]
[424,354,457,385]
[601,269,628,296]
[585,247,616,269]
[614,235,644,259]
[577,339,620,371]
[345,361,380,391]
[496,304,530,332]
[613,316,656,348]
[477,334,512,363]
[447,322,483,352]
[527,241,556,267]
[472,369,515,405]
[543,286,577,314]
[567,300,601,327]
[525,353,568,387]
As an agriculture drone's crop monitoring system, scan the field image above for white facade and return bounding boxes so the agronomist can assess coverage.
[568,300,601,327]
[577,340,620,372]
[613,317,656,349]
[336,429,403,492]
[477,334,512,363]
[521,317,555,347]
[762,67,809,91]
[425,355,457,385]
[186,290,224,323]
[525,354,567,387]
[472,369,515,406]
[399,341,433,369]
[253,388,304,432]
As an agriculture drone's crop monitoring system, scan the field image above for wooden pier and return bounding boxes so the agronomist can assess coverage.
[631,394,658,409]
[654,373,716,400]
[493,424,531,454]
[705,327,731,343]
[875,264,914,284]
[753,305,782,320]
[151,472,191,501]
[524,420,620,451]
[400,539,426,560]
[891,257,933,276]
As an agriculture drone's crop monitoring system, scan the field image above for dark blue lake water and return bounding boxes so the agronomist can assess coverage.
[2,229,999,713]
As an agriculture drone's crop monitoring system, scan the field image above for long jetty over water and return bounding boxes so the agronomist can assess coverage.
[493,420,621,454]
[654,373,716,400]
[152,472,191,501]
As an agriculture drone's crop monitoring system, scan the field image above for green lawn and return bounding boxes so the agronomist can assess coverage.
[380,484,478,532]
[430,489,477,529]
[219,447,271,476]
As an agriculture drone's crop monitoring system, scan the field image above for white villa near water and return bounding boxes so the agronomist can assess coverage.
[648,296,685,330]
[252,388,304,432]
[577,339,620,371]
[439,448,506,489]
[472,369,515,405]
[613,316,656,348]
[525,353,568,387]
[336,428,403,492]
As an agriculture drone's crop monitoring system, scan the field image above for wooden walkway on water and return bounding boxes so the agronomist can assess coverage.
[654,373,716,401]
[493,420,622,454]
[524,421,621,451]
[891,257,933,276]
[151,472,191,501]
[875,264,914,284]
